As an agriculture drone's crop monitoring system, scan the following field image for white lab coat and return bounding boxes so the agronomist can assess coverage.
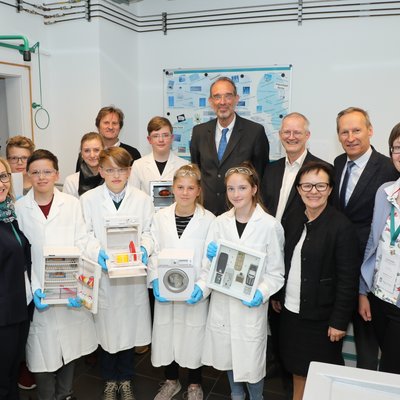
[129,151,188,195]
[63,172,79,198]
[15,189,98,373]
[148,203,215,368]
[80,183,154,353]
[197,204,285,383]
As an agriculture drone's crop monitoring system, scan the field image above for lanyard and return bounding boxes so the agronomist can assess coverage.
[390,204,400,247]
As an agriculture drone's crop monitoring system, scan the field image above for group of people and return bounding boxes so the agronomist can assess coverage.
[1,76,399,400]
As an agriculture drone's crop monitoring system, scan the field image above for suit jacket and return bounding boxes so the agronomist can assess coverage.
[333,148,399,255]
[260,151,325,222]
[280,205,360,330]
[190,114,269,215]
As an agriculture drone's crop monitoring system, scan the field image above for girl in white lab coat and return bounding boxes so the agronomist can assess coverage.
[15,149,98,400]
[80,147,154,400]
[129,116,188,194]
[63,132,105,198]
[149,164,215,400]
[196,163,285,400]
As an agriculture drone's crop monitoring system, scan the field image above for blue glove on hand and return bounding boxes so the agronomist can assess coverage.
[33,289,49,310]
[186,284,203,305]
[242,289,263,308]
[141,246,148,265]
[152,279,169,303]
[207,241,218,261]
[98,249,109,271]
[68,297,82,308]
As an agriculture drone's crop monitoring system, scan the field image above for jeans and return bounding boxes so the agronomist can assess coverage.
[227,370,264,400]
[100,347,135,381]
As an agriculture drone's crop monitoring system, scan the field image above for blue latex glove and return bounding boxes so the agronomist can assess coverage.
[186,284,203,305]
[152,279,169,303]
[207,241,218,261]
[242,289,263,308]
[33,289,49,310]
[67,297,82,308]
[141,246,148,265]
[98,249,109,271]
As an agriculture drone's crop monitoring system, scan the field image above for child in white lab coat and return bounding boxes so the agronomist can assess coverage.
[80,147,154,400]
[15,149,98,400]
[149,164,215,400]
[196,163,285,400]
[129,116,188,194]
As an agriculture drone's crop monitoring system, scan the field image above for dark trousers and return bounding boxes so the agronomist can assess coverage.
[0,319,29,400]
[369,293,400,374]
[352,309,379,370]
[100,347,135,381]
[165,361,202,385]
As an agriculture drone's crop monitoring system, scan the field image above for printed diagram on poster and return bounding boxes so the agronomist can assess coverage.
[163,66,292,161]
[207,240,266,302]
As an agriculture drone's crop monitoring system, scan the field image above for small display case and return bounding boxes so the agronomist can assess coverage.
[158,248,194,301]
[104,215,146,278]
[150,181,174,211]
[207,240,266,302]
[42,246,101,313]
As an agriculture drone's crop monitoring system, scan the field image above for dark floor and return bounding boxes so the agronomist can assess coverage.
[19,349,288,400]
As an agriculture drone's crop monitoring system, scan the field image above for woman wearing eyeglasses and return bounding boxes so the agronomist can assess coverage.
[0,157,33,399]
[359,123,400,374]
[6,135,35,197]
[80,147,154,400]
[129,117,188,195]
[273,161,360,400]
[195,162,285,400]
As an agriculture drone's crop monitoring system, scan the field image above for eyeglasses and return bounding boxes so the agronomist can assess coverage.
[28,169,57,178]
[0,172,11,183]
[225,167,253,177]
[280,130,306,138]
[149,133,172,140]
[391,146,400,155]
[7,156,29,164]
[101,167,130,176]
[174,164,199,179]
[298,182,330,192]
[211,93,235,102]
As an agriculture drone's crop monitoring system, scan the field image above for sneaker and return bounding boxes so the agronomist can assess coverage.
[102,381,119,400]
[184,386,203,400]
[134,345,150,355]
[119,380,135,400]
[18,362,36,390]
[154,380,182,400]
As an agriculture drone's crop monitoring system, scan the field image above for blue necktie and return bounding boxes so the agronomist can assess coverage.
[339,160,355,209]
[217,128,229,161]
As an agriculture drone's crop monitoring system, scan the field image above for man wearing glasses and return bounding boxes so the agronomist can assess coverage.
[261,112,326,225]
[190,76,269,216]
[333,107,398,371]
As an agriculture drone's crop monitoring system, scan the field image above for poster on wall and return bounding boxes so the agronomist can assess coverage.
[163,65,292,161]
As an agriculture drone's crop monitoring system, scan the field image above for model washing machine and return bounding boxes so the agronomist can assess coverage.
[158,248,194,301]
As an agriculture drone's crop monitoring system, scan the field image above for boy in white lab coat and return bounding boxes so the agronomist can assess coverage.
[129,116,188,195]
[15,149,98,400]
[80,147,154,400]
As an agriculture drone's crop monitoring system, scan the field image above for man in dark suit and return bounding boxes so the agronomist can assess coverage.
[261,112,325,224]
[333,106,399,370]
[76,106,141,171]
[190,77,269,216]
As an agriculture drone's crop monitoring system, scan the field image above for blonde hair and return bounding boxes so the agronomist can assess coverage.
[6,135,35,157]
[99,147,132,168]
[0,157,14,201]
[173,164,203,206]
[80,132,104,150]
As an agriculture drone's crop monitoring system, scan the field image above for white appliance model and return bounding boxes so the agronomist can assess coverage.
[149,181,174,211]
[158,248,194,301]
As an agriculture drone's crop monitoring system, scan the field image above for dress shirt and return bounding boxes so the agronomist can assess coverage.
[340,146,372,205]
[275,149,308,222]
[215,115,236,149]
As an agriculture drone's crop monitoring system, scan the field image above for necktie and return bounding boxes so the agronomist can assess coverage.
[217,128,229,161]
[339,160,355,209]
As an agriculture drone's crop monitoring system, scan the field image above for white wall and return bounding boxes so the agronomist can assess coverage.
[1,1,400,180]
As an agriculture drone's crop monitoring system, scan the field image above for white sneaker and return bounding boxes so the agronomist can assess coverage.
[102,381,119,400]
[184,385,203,400]
[119,380,135,400]
[154,380,182,400]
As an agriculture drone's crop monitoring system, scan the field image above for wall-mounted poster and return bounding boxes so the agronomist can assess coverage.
[163,66,292,161]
